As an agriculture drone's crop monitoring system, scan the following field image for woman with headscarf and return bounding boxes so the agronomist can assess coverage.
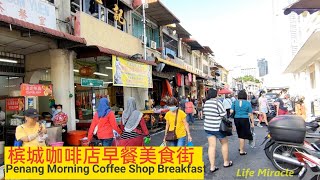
[88,98,122,146]
[116,97,150,146]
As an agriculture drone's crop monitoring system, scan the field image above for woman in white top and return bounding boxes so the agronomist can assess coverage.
[222,95,233,118]
[258,91,269,127]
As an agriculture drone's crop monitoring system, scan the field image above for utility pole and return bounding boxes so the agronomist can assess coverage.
[142,0,147,59]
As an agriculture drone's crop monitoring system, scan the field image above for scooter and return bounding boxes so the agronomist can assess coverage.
[294,151,320,180]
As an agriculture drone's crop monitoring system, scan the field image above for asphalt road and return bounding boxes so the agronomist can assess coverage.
[149,120,299,180]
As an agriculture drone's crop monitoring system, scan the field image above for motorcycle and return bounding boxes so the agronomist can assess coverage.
[294,151,320,180]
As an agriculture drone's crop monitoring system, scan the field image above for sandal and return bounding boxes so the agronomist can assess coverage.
[224,161,233,168]
[240,152,247,156]
[210,167,219,173]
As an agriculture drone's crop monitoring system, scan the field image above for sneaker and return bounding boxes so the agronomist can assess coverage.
[257,124,263,128]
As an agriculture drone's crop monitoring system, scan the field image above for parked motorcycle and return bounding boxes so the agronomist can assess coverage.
[262,115,320,175]
[294,151,320,180]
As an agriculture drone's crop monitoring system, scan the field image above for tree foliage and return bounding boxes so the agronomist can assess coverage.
[236,75,260,83]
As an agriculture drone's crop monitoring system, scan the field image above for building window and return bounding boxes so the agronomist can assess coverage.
[203,65,208,74]
[163,34,178,57]
[132,14,160,48]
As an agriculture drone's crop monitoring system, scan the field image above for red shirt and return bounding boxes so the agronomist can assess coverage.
[88,112,122,142]
[53,112,68,127]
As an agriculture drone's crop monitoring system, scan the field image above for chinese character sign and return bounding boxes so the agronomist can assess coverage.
[20,84,53,97]
[0,0,56,29]
[5,147,204,179]
[112,56,152,88]
[6,98,24,111]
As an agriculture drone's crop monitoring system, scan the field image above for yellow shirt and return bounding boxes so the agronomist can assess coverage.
[15,123,46,147]
[164,110,187,139]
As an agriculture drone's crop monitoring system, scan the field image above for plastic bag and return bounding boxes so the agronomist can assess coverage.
[187,141,194,147]
[160,142,166,147]
[249,128,256,148]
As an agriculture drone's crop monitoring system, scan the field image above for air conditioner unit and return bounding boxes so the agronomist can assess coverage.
[150,41,157,49]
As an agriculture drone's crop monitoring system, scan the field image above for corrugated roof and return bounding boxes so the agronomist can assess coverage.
[0,14,86,44]
[144,0,180,26]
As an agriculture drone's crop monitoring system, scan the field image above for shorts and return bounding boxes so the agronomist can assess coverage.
[260,107,268,114]
[205,130,226,139]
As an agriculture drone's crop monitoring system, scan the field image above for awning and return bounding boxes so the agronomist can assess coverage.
[284,0,320,15]
[285,29,320,73]
[73,45,157,66]
[0,14,86,45]
[156,57,185,70]
[175,24,191,38]
[182,38,204,50]
[144,0,180,26]
[201,46,214,55]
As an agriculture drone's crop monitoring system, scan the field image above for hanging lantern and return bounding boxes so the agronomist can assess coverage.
[79,66,94,76]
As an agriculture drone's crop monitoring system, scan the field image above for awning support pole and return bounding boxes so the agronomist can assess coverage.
[142,1,147,59]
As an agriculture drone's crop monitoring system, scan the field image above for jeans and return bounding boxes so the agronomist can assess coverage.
[187,113,194,124]
[167,136,187,146]
[100,138,114,146]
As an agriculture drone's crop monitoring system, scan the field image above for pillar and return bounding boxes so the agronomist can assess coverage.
[304,68,312,119]
[50,49,76,131]
[123,87,148,110]
[315,61,320,92]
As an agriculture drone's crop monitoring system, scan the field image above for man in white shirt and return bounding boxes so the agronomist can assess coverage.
[223,96,233,118]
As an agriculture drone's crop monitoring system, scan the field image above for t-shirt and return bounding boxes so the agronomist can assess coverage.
[164,110,187,139]
[203,99,226,131]
[53,112,68,127]
[259,97,268,109]
[275,98,287,111]
[222,98,232,110]
[15,123,46,147]
[232,100,253,118]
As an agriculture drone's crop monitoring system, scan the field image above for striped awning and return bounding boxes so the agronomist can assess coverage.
[284,0,320,15]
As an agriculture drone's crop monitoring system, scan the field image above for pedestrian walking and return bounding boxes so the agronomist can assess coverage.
[197,96,204,120]
[257,91,269,127]
[116,97,150,146]
[274,94,288,115]
[87,98,122,146]
[203,89,233,173]
[295,96,306,120]
[230,90,254,155]
[185,98,195,124]
[163,97,192,146]
[179,96,186,111]
[222,95,233,118]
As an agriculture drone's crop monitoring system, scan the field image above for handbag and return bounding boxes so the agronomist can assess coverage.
[216,101,233,136]
[165,111,178,141]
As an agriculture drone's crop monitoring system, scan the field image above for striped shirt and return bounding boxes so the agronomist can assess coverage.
[203,98,227,131]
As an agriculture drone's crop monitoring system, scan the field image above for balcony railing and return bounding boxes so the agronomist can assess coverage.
[71,0,127,33]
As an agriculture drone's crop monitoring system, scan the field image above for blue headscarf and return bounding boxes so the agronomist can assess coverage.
[97,98,111,118]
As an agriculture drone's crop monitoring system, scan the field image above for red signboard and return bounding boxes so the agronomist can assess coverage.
[20,84,53,97]
[6,98,25,111]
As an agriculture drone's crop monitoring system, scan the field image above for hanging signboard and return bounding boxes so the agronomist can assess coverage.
[6,98,25,111]
[0,0,57,29]
[20,84,53,97]
[112,56,152,88]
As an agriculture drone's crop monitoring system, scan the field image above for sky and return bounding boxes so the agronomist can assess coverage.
[161,0,274,70]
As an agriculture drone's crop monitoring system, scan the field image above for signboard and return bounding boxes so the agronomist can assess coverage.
[112,56,152,88]
[0,0,57,29]
[20,84,53,96]
[6,98,24,111]
[81,78,104,87]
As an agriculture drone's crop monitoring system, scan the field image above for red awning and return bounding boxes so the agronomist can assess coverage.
[0,14,86,44]
[73,45,157,66]
[284,0,320,15]
[218,88,233,95]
